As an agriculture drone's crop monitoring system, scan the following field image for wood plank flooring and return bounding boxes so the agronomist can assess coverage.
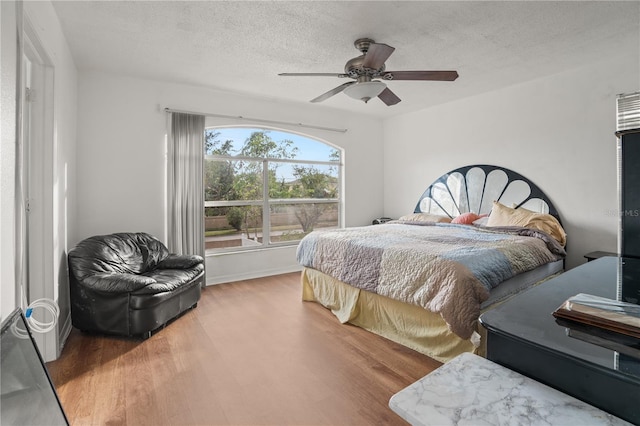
[46,272,441,425]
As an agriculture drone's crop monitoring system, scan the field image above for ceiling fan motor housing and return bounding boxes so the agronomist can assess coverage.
[345,38,385,79]
[344,56,385,80]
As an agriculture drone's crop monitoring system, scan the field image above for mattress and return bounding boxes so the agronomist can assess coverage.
[480,259,564,309]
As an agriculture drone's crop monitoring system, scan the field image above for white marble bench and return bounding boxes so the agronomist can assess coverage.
[389,352,631,426]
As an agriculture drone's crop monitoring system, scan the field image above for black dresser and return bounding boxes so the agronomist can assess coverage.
[479,256,640,425]
[619,129,640,258]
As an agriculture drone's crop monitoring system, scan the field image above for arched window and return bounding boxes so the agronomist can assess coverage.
[204,127,342,252]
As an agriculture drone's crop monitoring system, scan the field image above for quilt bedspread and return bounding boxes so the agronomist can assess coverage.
[296,222,566,339]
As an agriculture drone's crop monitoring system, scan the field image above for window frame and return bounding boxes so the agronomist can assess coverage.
[204,129,343,254]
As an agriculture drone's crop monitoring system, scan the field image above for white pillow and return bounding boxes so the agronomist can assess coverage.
[472,216,490,226]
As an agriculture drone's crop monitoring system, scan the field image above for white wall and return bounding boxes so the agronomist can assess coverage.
[383,54,639,270]
[75,71,384,284]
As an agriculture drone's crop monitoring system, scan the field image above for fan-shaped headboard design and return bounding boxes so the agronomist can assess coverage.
[414,164,560,221]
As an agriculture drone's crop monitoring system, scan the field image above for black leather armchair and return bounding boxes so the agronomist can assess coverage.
[68,232,204,338]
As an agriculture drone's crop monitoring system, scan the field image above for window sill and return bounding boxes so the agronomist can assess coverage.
[206,243,299,258]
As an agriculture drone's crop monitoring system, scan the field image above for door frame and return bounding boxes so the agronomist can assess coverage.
[21,15,57,361]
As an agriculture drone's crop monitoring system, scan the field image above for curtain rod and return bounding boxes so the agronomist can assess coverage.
[164,107,348,134]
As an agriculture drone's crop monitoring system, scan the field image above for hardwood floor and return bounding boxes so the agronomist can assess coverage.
[47,272,441,425]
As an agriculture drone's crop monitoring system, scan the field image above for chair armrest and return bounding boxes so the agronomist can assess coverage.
[156,254,203,270]
[82,273,155,293]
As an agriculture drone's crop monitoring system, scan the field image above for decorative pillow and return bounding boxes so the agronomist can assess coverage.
[452,212,486,225]
[398,213,452,223]
[487,201,566,247]
[487,201,531,227]
[472,216,490,226]
[511,203,536,213]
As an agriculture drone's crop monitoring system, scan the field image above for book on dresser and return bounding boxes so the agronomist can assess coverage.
[552,293,640,339]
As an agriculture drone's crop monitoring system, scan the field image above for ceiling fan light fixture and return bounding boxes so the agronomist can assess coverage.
[344,81,386,103]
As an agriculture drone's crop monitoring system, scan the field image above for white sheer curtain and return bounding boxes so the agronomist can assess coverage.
[167,112,206,285]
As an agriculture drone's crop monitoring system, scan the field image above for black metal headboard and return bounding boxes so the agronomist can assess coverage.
[414,164,561,222]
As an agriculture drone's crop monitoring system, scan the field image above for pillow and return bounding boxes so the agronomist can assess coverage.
[487,201,530,227]
[487,201,566,247]
[398,213,452,223]
[472,216,490,226]
[511,203,535,213]
[452,212,486,225]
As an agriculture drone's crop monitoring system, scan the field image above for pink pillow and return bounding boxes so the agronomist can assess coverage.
[452,212,486,225]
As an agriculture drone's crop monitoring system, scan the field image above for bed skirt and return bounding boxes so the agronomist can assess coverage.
[301,267,484,363]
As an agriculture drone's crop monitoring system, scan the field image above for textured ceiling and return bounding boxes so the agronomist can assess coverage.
[51,1,640,118]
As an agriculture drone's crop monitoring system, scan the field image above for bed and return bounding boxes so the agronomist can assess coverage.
[296,164,567,363]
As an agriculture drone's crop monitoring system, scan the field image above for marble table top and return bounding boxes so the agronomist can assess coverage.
[389,352,631,426]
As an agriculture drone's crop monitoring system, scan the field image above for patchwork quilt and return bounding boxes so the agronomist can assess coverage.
[296,222,566,339]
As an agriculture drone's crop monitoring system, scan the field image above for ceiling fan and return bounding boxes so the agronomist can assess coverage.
[279,38,458,106]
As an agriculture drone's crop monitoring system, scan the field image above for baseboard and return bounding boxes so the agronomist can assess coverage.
[56,312,72,360]
[207,265,303,285]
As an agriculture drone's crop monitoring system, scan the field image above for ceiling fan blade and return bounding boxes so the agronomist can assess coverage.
[279,73,348,78]
[310,82,356,103]
[378,87,401,106]
[362,43,395,69]
[382,71,459,81]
